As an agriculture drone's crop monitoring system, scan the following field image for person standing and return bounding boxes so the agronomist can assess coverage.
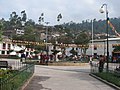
[20,53,26,62]
[89,56,93,72]
[99,55,105,72]
[89,56,93,66]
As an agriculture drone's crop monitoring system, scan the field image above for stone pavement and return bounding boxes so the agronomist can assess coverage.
[22,65,115,90]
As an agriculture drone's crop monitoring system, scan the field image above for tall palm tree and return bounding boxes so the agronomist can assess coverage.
[21,10,27,26]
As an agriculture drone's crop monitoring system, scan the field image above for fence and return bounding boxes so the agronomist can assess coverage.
[90,62,120,87]
[91,62,120,73]
[0,63,34,90]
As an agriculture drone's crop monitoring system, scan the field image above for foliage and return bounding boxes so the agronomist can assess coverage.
[0,20,3,41]
[74,31,90,55]
[34,50,39,54]
[62,18,120,35]
[0,64,34,90]
[74,31,90,45]
[1,11,120,53]
[0,69,10,78]
[95,72,120,87]
[34,45,45,51]
[69,48,77,56]
[57,35,73,44]
[113,46,120,52]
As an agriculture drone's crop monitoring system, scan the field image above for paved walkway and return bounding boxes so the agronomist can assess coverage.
[23,65,115,90]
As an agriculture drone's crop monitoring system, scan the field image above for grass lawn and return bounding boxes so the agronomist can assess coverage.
[94,72,120,87]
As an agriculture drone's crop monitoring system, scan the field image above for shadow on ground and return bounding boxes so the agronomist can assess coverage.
[23,76,51,90]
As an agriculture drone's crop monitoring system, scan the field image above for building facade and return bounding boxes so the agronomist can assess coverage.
[0,37,35,57]
[86,37,120,56]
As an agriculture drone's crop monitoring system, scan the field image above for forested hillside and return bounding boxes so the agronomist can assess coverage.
[62,17,120,35]
[0,10,120,41]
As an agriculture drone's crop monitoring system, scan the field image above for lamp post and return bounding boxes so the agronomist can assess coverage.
[39,13,50,55]
[91,19,94,57]
[45,22,50,56]
[99,4,109,71]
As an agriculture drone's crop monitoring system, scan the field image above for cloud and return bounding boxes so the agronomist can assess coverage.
[0,0,120,25]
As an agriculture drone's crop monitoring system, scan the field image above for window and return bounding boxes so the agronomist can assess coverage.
[8,44,11,49]
[2,51,5,54]
[2,43,6,49]
[7,51,9,54]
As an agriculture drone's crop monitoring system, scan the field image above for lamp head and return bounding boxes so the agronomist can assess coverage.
[99,8,104,13]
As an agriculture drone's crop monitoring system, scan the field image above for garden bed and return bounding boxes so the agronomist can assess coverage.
[0,64,34,90]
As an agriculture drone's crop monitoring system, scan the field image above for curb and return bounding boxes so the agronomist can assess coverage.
[20,74,34,90]
[89,73,120,90]
[48,63,89,66]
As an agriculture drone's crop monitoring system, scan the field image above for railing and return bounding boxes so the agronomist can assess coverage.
[91,62,120,73]
[90,62,120,87]
[0,63,34,90]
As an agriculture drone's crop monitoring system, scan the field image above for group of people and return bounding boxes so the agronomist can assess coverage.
[39,53,54,65]
[89,55,106,72]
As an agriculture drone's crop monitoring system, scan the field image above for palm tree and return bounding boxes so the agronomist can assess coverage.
[9,11,18,29]
[21,10,27,22]
[57,13,62,22]
[21,10,27,27]
[38,13,44,25]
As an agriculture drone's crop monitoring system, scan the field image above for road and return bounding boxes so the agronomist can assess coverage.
[23,65,115,90]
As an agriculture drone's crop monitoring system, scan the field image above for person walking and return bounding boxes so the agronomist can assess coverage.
[89,56,93,72]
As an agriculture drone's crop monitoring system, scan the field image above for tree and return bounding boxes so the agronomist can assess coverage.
[113,46,120,52]
[74,31,90,56]
[23,25,35,41]
[57,35,73,44]
[21,10,27,26]
[9,11,19,29]
[57,13,62,22]
[38,13,44,25]
[21,10,27,22]
[70,48,77,56]
[0,19,3,41]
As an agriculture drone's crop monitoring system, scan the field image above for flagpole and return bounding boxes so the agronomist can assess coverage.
[92,20,94,57]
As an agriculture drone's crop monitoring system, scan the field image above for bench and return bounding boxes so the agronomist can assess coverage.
[0,61,8,69]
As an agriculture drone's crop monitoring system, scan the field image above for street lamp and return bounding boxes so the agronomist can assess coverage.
[99,4,109,71]
[45,22,50,56]
[91,19,94,57]
[39,13,50,55]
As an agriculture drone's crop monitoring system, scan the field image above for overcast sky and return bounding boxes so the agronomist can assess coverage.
[0,0,120,25]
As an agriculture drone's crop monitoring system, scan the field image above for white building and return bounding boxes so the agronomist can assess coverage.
[0,37,34,57]
[16,29,24,35]
[86,37,120,56]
